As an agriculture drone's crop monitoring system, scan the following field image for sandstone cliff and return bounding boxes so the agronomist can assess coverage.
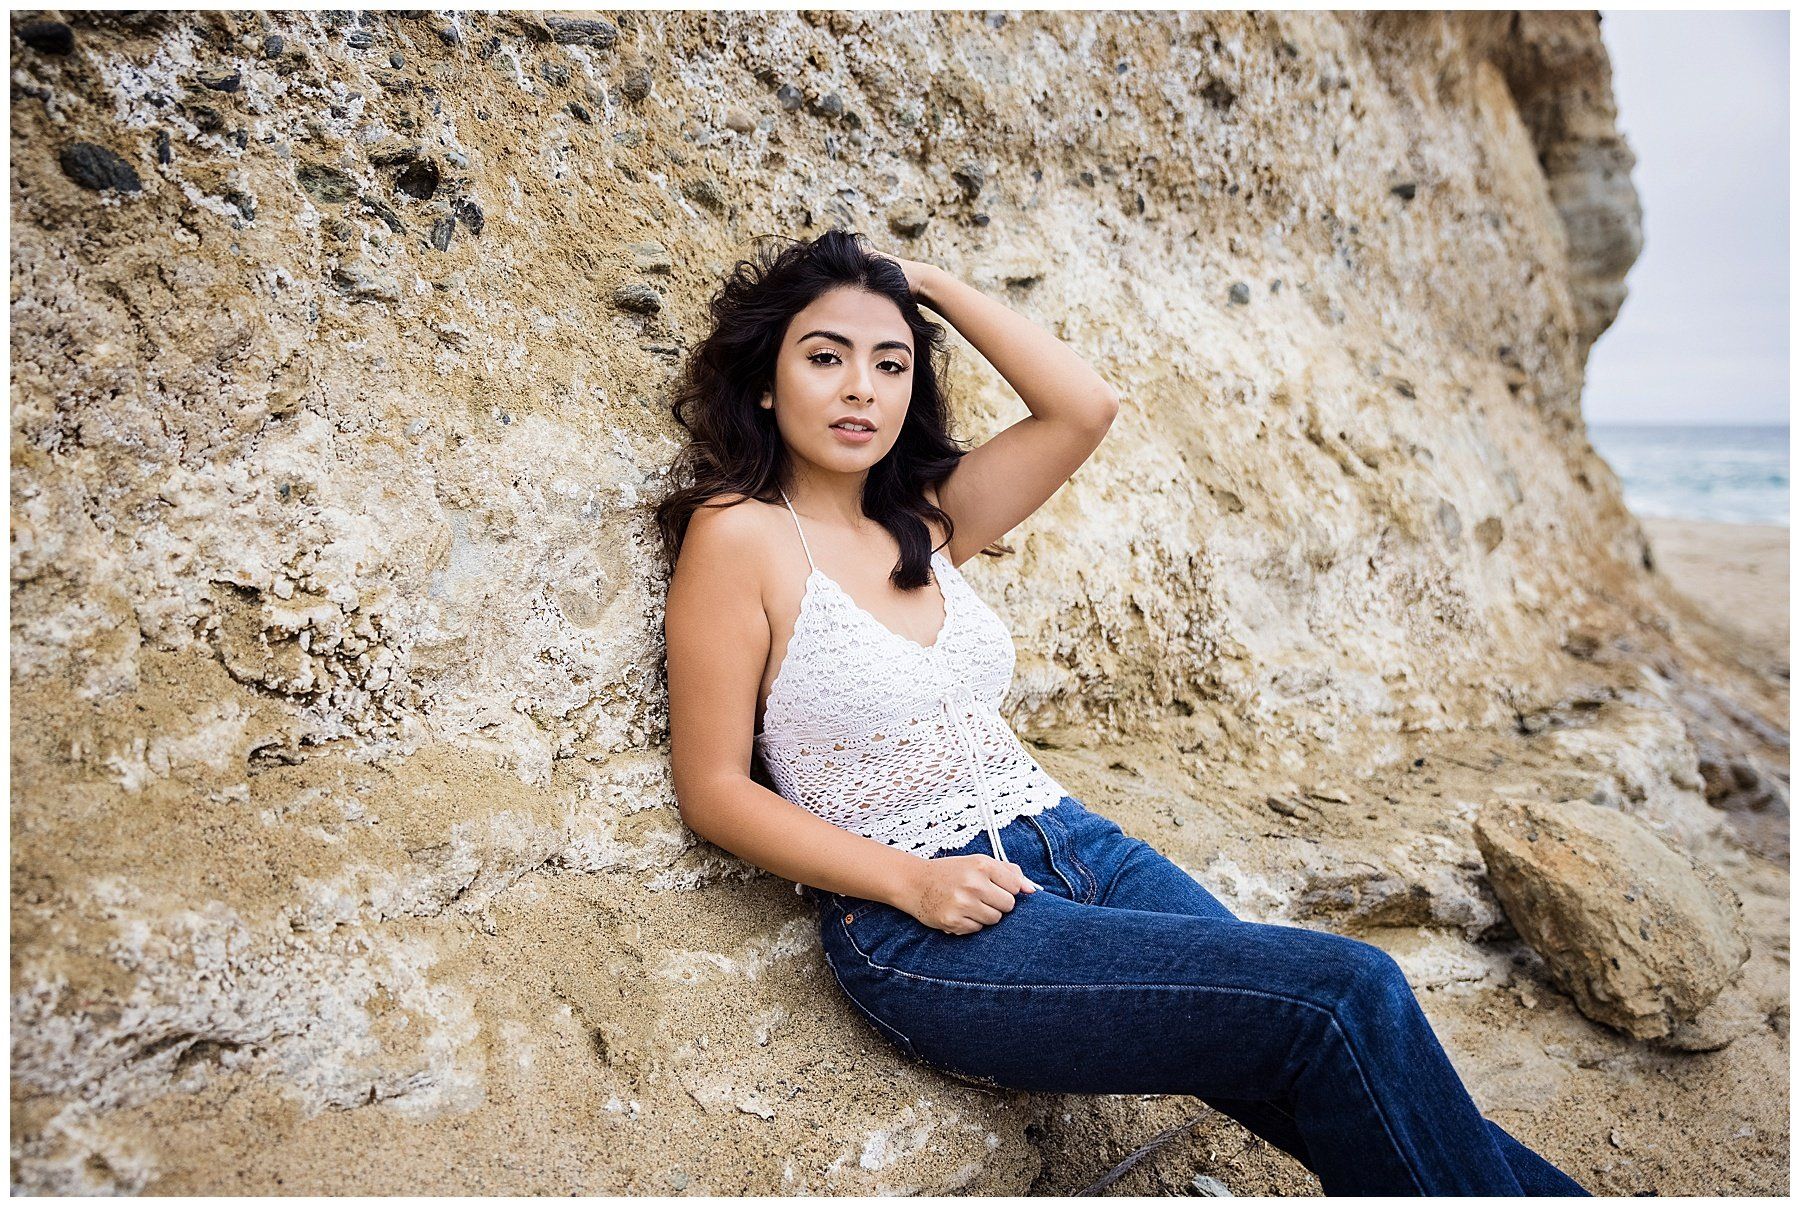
[11,9,1786,1194]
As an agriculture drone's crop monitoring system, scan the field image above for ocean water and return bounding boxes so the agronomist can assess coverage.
[1587,423,1789,527]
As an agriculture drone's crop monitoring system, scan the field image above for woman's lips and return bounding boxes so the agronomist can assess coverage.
[829,424,875,444]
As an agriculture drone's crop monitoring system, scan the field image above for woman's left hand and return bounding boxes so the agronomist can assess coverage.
[865,246,935,300]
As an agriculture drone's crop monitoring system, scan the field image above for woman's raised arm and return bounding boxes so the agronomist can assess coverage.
[877,254,1120,566]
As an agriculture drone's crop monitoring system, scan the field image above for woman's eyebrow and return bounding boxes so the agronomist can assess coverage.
[796,329,913,355]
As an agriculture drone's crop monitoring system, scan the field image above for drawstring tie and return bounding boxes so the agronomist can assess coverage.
[941,681,1009,864]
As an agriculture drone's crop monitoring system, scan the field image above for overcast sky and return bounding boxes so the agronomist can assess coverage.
[1583,10,1788,425]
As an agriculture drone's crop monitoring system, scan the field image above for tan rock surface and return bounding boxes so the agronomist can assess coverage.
[1474,796,1751,1040]
[10,9,1786,1195]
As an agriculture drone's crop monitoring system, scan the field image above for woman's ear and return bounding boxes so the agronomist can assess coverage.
[760,389,773,409]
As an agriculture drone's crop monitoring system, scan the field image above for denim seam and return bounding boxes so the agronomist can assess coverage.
[1023,813,1080,900]
[1044,808,1100,903]
[841,950,1425,1194]
[822,942,921,1058]
[830,932,1004,1094]
[1067,828,1101,903]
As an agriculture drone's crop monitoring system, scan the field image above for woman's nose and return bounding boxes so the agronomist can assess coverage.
[845,362,876,401]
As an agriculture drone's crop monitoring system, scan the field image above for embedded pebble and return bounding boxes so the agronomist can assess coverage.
[629,241,673,274]
[612,283,663,315]
[58,142,142,194]
[17,19,74,54]
[887,200,929,237]
[547,17,618,47]
[683,178,727,213]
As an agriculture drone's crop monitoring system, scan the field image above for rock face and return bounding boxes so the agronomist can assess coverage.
[1474,797,1751,1040]
[9,8,1786,1197]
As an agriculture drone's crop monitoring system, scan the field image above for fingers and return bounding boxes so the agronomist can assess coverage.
[865,248,918,296]
[976,881,1017,917]
[975,862,1040,926]
[985,856,1040,895]
[933,856,1044,934]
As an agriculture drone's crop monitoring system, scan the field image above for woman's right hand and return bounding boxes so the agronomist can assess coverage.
[863,245,936,300]
[898,855,1040,935]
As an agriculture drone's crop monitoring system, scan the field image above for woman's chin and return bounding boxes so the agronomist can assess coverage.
[819,444,883,465]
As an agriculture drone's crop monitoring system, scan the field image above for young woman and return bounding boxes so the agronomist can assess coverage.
[656,230,1588,1196]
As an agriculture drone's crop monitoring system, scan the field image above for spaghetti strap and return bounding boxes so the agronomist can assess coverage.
[777,487,818,573]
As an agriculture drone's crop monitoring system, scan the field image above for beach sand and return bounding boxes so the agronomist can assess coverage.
[1641,517,1789,680]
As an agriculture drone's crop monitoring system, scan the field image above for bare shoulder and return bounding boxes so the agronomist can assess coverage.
[685,491,778,537]
[670,493,780,606]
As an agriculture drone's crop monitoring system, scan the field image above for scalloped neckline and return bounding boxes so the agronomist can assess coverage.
[755,548,954,740]
[812,547,952,653]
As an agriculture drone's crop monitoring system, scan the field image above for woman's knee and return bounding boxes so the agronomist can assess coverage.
[1319,934,1412,1020]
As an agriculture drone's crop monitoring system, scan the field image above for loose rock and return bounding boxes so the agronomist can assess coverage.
[952,160,985,198]
[616,63,653,102]
[1473,797,1751,1041]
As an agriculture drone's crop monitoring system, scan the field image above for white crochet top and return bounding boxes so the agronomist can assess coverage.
[756,488,1069,893]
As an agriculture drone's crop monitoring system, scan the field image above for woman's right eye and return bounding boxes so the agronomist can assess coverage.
[807,351,840,366]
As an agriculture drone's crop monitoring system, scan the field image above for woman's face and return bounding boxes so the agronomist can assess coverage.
[762,285,916,477]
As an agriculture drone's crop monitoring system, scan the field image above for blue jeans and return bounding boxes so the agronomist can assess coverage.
[807,795,1589,1196]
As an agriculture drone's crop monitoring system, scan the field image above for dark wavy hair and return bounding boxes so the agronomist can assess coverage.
[649,229,1009,591]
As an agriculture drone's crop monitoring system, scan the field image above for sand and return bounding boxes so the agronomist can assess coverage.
[1641,517,1789,682]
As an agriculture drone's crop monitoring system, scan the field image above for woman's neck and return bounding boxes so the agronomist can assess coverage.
[783,468,871,529]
